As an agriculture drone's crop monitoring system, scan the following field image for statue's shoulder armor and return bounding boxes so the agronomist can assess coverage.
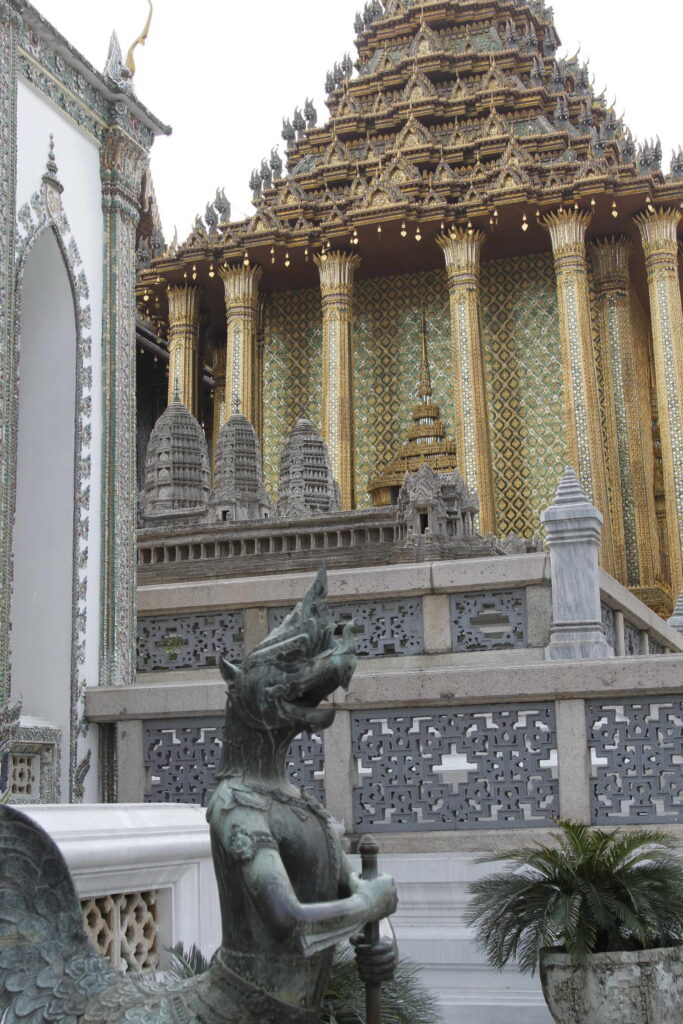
[207,783,278,863]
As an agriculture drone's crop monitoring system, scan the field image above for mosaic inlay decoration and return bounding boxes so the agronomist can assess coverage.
[480,252,568,536]
[353,269,453,507]
[261,287,323,498]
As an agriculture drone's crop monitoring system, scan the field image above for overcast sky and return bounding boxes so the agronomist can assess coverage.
[33,0,682,240]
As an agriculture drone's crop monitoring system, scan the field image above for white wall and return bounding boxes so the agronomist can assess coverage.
[11,229,77,800]
[14,81,105,801]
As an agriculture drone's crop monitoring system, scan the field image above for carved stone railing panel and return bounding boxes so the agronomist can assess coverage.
[81,891,159,972]
[268,598,424,658]
[352,703,558,832]
[649,637,669,655]
[588,698,683,823]
[450,590,527,651]
[601,603,616,650]
[137,611,245,671]
[143,718,324,805]
[624,620,641,656]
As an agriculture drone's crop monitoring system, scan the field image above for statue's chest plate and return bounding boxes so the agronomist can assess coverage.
[270,799,340,902]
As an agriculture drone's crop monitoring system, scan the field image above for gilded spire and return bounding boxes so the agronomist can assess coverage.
[418,308,433,401]
[125,0,153,77]
[368,314,459,506]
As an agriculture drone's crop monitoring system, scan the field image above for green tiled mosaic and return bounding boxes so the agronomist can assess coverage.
[353,270,454,507]
[480,252,568,535]
[261,288,323,498]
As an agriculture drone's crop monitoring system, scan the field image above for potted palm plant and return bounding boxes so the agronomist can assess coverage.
[465,820,683,1024]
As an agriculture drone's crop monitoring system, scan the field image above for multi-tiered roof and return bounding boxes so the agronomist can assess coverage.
[139,0,683,319]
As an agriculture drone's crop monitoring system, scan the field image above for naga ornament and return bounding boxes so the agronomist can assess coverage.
[0,568,397,1023]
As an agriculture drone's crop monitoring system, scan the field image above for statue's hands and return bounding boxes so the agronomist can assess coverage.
[350,936,397,984]
[357,873,398,920]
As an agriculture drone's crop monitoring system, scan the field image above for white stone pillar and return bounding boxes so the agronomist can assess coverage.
[542,467,614,661]
[668,590,683,636]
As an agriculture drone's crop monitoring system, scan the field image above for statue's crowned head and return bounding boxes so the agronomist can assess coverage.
[219,567,356,736]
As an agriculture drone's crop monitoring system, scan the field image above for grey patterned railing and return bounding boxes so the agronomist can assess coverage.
[352,703,558,832]
[268,598,424,658]
[143,718,324,805]
[624,620,641,656]
[450,590,527,651]
[587,698,683,824]
[601,603,616,650]
[137,611,245,671]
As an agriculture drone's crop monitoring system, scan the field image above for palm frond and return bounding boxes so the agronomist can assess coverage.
[466,820,683,974]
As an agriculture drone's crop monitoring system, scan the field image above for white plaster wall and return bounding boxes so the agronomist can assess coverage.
[15,81,104,801]
[12,229,76,801]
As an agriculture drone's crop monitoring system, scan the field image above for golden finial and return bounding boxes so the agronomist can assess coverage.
[125,0,153,77]
[419,307,433,400]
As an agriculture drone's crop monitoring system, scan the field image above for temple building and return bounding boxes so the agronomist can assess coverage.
[0,0,168,803]
[137,0,683,617]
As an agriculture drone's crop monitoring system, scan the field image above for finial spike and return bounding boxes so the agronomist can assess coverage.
[173,374,181,402]
[125,0,153,77]
[418,307,433,400]
[553,466,589,506]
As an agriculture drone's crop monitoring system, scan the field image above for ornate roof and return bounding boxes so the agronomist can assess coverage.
[148,0,682,271]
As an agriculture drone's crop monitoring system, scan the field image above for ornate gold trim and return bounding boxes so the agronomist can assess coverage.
[314,251,361,509]
[635,207,683,594]
[436,228,496,534]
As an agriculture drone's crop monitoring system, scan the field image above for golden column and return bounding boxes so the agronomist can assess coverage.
[314,251,361,510]
[635,207,683,594]
[436,229,496,535]
[218,263,263,426]
[211,345,227,459]
[166,284,201,413]
[542,209,618,577]
[589,237,660,590]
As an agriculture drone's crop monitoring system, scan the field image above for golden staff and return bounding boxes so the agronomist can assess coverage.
[125,0,153,77]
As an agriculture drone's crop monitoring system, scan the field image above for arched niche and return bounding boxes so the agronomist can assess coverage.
[9,144,94,802]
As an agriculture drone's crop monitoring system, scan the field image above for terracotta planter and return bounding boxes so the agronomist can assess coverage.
[540,946,683,1024]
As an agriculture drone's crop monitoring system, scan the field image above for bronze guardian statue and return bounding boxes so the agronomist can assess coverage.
[0,568,396,1023]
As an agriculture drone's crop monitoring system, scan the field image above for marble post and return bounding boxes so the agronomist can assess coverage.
[542,210,618,579]
[668,590,683,636]
[634,208,683,596]
[314,251,361,510]
[436,229,496,535]
[589,237,660,588]
[542,467,614,661]
[166,284,201,415]
[218,263,263,428]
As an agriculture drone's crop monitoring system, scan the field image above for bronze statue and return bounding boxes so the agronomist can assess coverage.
[0,568,397,1023]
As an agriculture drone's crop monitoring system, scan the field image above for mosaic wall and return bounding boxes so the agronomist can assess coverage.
[261,288,323,498]
[480,252,568,535]
[353,270,454,506]
[261,255,568,532]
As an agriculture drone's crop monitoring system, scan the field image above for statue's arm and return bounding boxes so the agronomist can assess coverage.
[245,846,396,955]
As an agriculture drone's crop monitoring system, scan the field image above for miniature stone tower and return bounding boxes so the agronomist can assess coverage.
[276,419,341,518]
[141,397,210,520]
[211,413,272,522]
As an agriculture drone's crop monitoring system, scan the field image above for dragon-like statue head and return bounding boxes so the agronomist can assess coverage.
[218,567,355,741]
